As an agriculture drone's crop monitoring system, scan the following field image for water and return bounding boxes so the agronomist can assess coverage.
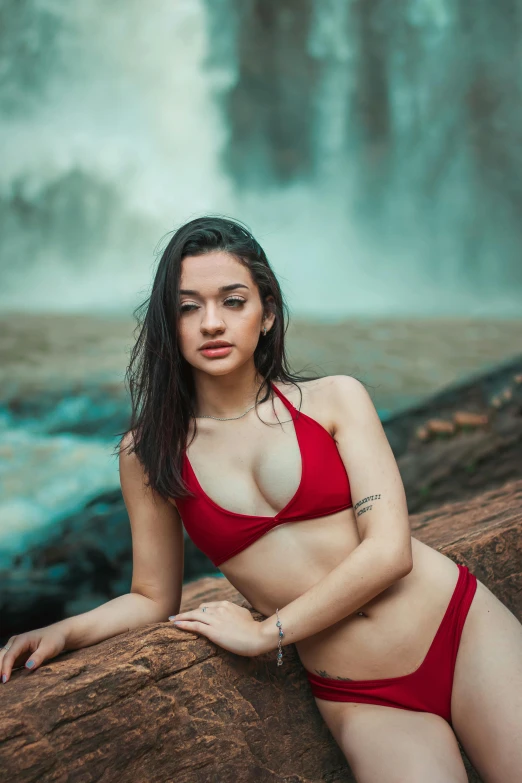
[0,414,117,567]
[0,0,232,313]
[0,2,521,319]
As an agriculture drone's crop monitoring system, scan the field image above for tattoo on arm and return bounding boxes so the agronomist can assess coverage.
[354,493,381,516]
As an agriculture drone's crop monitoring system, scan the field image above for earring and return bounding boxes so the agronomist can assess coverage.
[263,326,267,336]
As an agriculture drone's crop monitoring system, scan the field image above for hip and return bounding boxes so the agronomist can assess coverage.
[295,538,462,681]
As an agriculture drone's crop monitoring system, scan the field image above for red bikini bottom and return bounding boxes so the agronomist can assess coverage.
[305,563,477,726]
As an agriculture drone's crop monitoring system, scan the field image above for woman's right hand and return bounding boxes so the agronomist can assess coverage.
[0,624,68,684]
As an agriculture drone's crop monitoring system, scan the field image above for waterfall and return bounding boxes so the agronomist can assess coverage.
[0,0,232,313]
[1,0,521,317]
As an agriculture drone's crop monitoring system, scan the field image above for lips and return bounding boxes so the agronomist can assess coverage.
[199,341,232,350]
[199,341,233,358]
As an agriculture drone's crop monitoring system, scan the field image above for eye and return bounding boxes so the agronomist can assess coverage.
[179,297,245,313]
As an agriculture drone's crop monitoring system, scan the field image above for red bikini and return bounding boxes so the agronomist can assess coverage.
[177,380,353,567]
[176,379,477,725]
[306,562,477,725]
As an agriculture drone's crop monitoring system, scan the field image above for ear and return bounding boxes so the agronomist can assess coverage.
[262,296,277,333]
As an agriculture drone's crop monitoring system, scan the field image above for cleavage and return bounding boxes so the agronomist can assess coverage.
[187,415,302,517]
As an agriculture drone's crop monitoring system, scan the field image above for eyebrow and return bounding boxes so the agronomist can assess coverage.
[179,283,250,295]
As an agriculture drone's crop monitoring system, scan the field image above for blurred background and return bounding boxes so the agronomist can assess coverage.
[1,1,521,638]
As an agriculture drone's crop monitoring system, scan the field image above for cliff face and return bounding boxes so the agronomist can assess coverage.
[2,478,521,783]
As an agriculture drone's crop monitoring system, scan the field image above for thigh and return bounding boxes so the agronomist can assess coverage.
[451,577,522,783]
[315,699,468,783]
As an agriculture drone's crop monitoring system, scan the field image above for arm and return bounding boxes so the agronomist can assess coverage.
[59,432,185,650]
[257,375,413,653]
[1,433,185,681]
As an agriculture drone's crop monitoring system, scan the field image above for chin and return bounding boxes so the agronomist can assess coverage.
[192,356,243,376]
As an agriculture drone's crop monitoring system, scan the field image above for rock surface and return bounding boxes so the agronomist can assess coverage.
[2,478,521,782]
[393,356,522,513]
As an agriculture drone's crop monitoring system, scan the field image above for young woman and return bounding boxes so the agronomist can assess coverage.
[1,216,521,782]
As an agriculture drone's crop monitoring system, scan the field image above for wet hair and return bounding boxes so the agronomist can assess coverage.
[113,214,320,501]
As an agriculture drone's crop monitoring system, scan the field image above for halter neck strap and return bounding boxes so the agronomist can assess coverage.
[270,380,298,419]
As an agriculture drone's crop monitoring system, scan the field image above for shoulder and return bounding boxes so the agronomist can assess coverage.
[326,376,385,447]
[118,429,179,510]
[118,429,144,478]
[119,429,136,452]
[274,375,374,435]
[327,374,373,406]
[118,429,150,482]
[326,374,379,423]
[275,374,369,406]
[272,376,330,410]
[118,429,139,464]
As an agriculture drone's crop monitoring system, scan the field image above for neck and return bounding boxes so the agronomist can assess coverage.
[192,365,270,419]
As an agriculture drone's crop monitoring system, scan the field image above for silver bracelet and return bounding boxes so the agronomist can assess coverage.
[275,608,284,666]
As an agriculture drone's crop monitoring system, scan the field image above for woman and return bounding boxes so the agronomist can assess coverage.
[1,216,521,782]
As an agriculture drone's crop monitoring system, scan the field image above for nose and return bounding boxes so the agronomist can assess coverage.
[200,302,225,334]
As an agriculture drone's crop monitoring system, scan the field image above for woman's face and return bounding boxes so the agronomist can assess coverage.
[177,251,275,377]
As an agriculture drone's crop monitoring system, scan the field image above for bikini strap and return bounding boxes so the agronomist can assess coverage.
[269,379,299,419]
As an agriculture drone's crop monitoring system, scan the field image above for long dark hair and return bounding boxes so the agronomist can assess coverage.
[114,214,320,501]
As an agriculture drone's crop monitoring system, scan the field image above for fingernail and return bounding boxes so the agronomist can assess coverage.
[168,616,177,621]
[1,674,7,683]
[26,660,35,669]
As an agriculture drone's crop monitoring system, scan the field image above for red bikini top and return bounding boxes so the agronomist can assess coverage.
[175,380,353,567]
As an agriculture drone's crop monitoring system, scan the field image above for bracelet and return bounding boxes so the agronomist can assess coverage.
[275,608,284,666]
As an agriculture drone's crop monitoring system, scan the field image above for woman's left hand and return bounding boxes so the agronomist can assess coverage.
[168,601,267,658]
